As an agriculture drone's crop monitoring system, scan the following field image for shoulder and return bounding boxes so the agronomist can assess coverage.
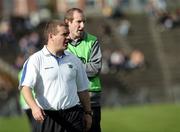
[86,33,97,40]
[64,51,82,63]
[29,50,42,61]
[26,49,43,67]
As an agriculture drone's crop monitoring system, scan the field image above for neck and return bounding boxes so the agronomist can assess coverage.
[46,45,63,57]
[69,32,84,40]
[69,34,78,40]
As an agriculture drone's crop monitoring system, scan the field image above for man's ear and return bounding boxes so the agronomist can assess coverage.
[65,19,69,25]
[48,33,53,39]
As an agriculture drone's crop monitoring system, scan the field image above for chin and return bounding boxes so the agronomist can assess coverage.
[76,32,82,37]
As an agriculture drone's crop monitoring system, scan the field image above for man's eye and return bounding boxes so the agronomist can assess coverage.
[62,33,69,36]
[77,20,85,23]
[65,33,69,36]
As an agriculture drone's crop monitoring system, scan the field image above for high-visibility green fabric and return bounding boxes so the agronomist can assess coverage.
[67,34,101,92]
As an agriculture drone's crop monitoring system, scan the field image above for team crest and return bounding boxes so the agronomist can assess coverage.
[68,64,73,68]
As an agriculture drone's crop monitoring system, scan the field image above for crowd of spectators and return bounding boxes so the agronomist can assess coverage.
[0,16,46,116]
[102,49,145,74]
[0,16,45,71]
[145,0,180,30]
[0,18,47,113]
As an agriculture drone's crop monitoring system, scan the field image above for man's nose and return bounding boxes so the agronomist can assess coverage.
[80,22,85,28]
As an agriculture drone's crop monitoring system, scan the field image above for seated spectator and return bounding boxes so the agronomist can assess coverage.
[0,20,17,48]
[109,49,126,72]
[125,50,145,69]
[158,12,173,29]
[172,8,180,28]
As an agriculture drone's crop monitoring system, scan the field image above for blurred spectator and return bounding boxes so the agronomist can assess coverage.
[0,19,17,48]
[18,31,40,58]
[155,0,167,13]
[117,18,131,37]
[109,49,126,72]
[0,20,10,34]
[102,6,113,18]
[157,9,180,30]
[158,12,173,29]
[106,49,146,74]
[18,34,29,54]
[110,0,125,20]
[125,50,145,69]
[171,8,180,28]
[10,16,32,39]
[13,53,26,70]
[145,0,167,18]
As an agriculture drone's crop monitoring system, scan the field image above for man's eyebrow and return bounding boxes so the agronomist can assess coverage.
[62,32,69,36]
[77,20,85,22]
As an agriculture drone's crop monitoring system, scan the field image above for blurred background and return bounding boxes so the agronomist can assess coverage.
[0,0,180,131]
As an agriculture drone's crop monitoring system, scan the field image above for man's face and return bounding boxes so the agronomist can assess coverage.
[53,26,69,51]
[68,11,85,39]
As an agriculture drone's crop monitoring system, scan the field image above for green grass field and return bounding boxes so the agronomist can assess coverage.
[0,103,180,132]
[102,103,180,132]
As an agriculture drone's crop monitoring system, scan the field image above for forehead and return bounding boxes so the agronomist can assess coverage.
[73,11,85,21]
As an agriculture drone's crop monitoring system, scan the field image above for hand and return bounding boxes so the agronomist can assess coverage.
[31,105,46,123]
[84,114,92,132]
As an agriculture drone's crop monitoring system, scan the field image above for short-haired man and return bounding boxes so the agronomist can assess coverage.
[64,8,102,132]
[19,20,92,132]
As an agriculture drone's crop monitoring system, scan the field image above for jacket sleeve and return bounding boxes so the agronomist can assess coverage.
[85,40,102,77]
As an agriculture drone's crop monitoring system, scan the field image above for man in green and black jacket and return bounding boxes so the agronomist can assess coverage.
[64,8,102,132]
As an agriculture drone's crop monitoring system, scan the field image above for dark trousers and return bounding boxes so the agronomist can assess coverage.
[89,106,101,132]
[25,109,37,132]
[33,105,84,132]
